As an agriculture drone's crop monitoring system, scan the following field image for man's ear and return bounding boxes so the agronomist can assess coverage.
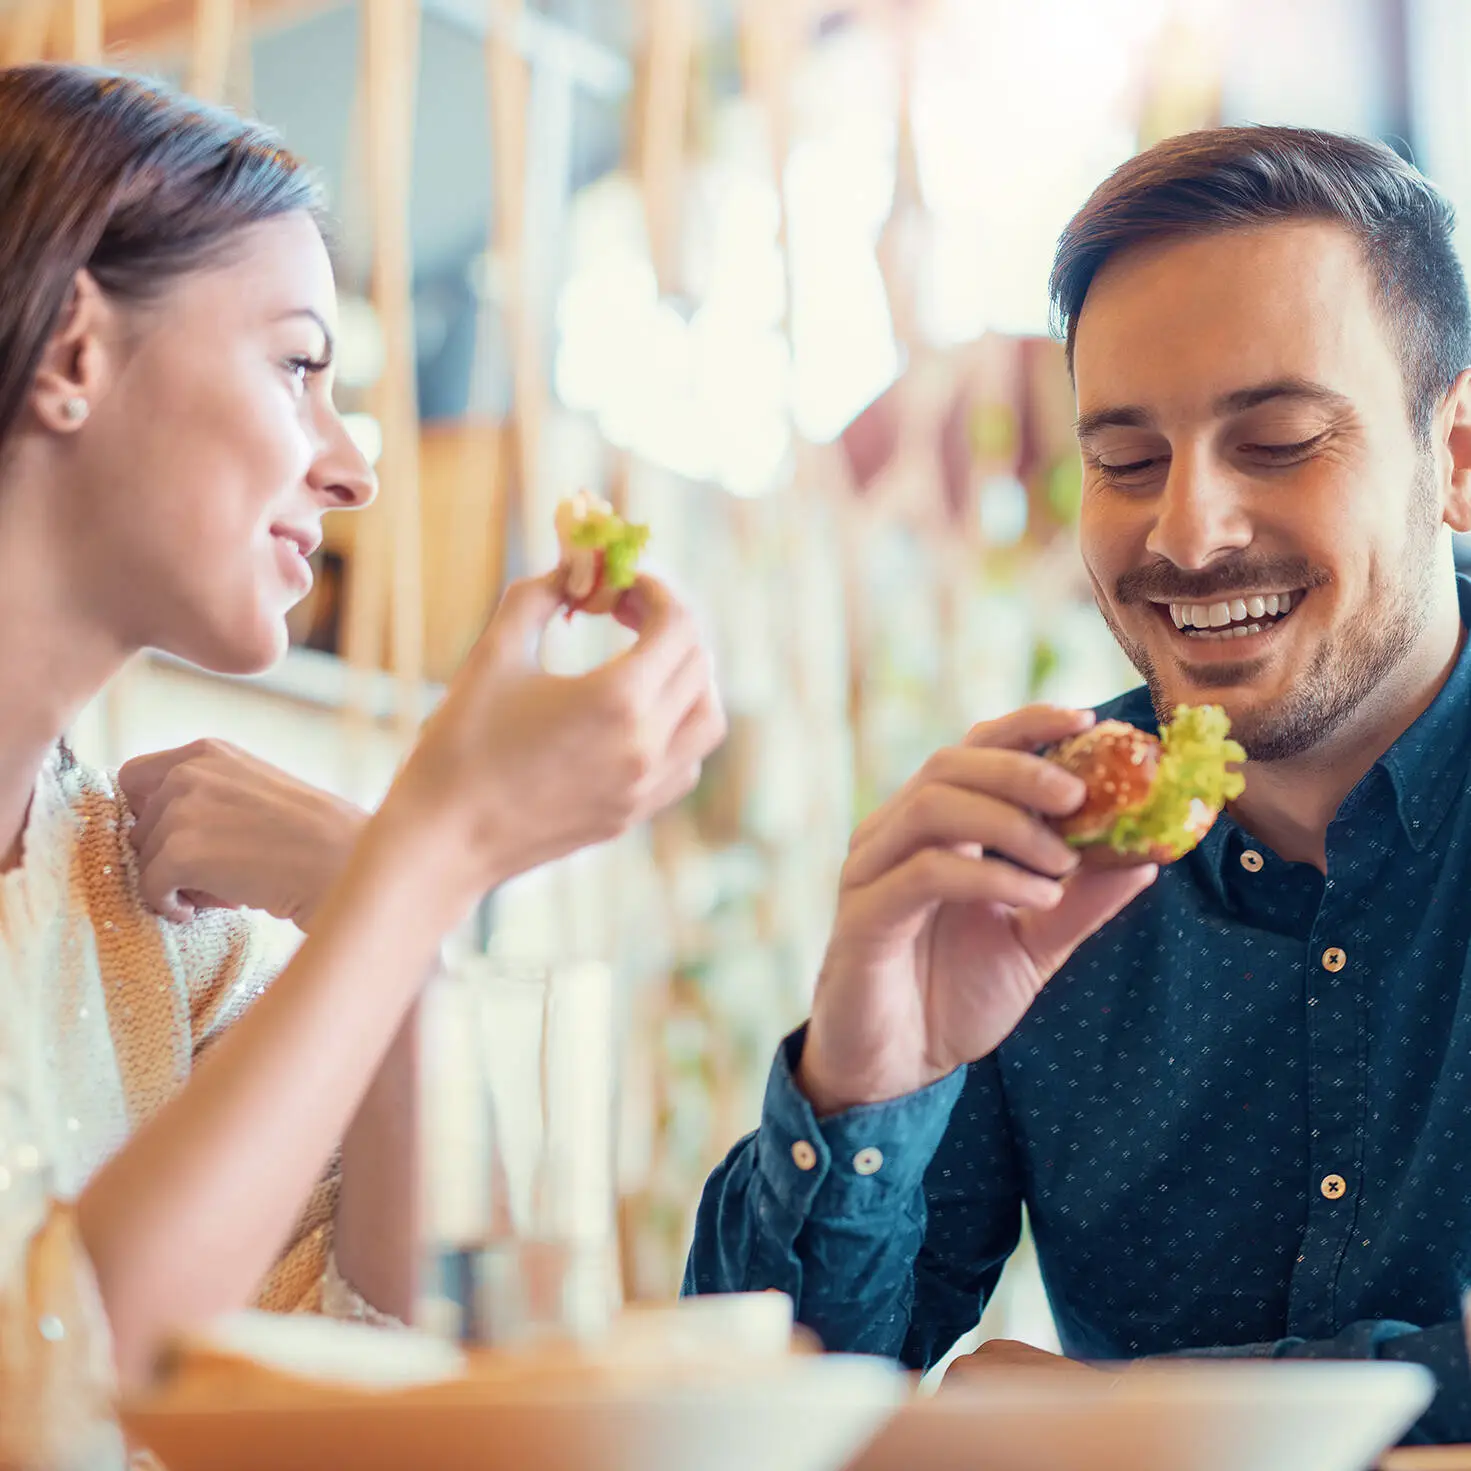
[27,270,116,435]
[1440,367,1471,534]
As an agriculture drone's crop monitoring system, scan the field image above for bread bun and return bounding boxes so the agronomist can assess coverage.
[1046,708,1242,868]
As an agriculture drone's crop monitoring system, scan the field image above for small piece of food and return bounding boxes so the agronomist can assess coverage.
[554,491,650,616]
[1047,704,1246,868]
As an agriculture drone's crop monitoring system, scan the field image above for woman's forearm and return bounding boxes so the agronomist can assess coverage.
[334,998,422,1322]
[77,813,471,1383]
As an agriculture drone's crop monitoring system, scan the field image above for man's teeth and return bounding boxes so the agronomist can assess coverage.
[1166,592,1296,637]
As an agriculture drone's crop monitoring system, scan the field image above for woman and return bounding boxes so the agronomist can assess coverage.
[0,63,724,1469]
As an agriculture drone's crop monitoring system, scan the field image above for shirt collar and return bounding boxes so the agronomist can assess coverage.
[1380,574,1471,853]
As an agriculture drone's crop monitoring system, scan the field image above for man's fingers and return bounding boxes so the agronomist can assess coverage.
[844,784,1079,890]
[848,748,1086,867]
[853,847,1064,931]
[910,747,1087,819]
[963,704,1096,753]
[1016,865,1159,977]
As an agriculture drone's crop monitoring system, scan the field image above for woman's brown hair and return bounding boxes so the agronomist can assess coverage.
[0,63,322,452]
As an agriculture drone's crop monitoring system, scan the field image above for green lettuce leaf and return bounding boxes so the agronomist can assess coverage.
[569,508,650,591]
[1094,704,1246,860]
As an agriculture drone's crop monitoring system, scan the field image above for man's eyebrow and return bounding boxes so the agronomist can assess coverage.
[1075,378,1352,441]
[275,307,335,358]
[1211,377,1352,416]
[1074,404,1156,440]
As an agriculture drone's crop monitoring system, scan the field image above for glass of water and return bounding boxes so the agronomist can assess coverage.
[418,956,620,1348]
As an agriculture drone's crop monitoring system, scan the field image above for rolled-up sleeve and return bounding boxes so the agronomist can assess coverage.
[684,1026,1022,1365]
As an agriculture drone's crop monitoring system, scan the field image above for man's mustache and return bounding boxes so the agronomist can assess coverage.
[1115,555,1328,605]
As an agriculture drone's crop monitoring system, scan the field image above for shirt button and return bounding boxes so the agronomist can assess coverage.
[1320,1173,1347,1200]
[1321,947,1347,973]
[1240,849,1264,872]
[791,1140,817,1171]
[853,1147,884,1176]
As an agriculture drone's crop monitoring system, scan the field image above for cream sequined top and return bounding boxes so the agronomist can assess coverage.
[0,745,381,1470]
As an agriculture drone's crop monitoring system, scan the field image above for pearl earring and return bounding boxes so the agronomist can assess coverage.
[60,397,88,423]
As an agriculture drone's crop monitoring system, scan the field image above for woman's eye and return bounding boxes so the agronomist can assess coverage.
[284,355,330,392]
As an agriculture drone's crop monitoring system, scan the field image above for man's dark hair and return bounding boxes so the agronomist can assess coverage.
[1049,125,1471,442]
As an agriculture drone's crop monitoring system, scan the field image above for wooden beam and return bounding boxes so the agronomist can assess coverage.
[637,0,693,294]
[188,0,236,100]
[4,0,54,65]
[344,0,424,737]
[73,0,104,58]
[54,0,321,65]
[485,0,537,585]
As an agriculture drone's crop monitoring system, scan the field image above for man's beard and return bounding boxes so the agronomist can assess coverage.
[1097,468,1440,763]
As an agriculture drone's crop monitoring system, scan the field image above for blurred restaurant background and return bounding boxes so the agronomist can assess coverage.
[14,0,1471,1346]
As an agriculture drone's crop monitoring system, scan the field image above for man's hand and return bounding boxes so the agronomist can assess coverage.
[119,740,367,928]
[797,706,1159,1114]
[941,1339,1097,1386]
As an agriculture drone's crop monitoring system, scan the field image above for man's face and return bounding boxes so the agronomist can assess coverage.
[1074,220,1448,761]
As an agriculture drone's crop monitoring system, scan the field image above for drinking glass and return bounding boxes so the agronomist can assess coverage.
[418,957,620,1348]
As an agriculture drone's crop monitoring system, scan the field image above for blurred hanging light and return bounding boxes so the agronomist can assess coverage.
[554,155,795,495]
[333,295,387,389]
[907,0,1177,343]
[342,412,384,467]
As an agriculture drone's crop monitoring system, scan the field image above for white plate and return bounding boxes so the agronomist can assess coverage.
[124,1350,906,1471]
[846,1361,1435,1471]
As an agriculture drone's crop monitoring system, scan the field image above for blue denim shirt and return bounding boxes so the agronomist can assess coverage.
[686,578,1471,1444]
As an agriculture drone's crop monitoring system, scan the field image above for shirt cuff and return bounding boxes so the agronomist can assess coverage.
[755,1025,967,1221]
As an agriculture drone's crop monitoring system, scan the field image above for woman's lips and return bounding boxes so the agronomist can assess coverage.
[271,532,314,595]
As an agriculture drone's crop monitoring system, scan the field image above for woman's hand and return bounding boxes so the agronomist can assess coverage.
[119,741,367,927]
[378,571,726,912]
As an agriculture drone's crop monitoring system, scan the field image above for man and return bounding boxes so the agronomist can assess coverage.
[685,125,1471,1444]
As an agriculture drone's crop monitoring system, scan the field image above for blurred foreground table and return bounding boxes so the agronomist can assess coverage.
[1380,1450,1471,1469]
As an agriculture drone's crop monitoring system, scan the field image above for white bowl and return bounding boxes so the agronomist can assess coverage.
[845,1360,1434,1471]
[124,1348,906,1471]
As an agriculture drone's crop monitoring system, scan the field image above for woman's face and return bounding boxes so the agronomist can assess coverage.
[47,211,376,674]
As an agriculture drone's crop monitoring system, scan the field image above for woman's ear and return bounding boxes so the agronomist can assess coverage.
[28,270,116,434]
